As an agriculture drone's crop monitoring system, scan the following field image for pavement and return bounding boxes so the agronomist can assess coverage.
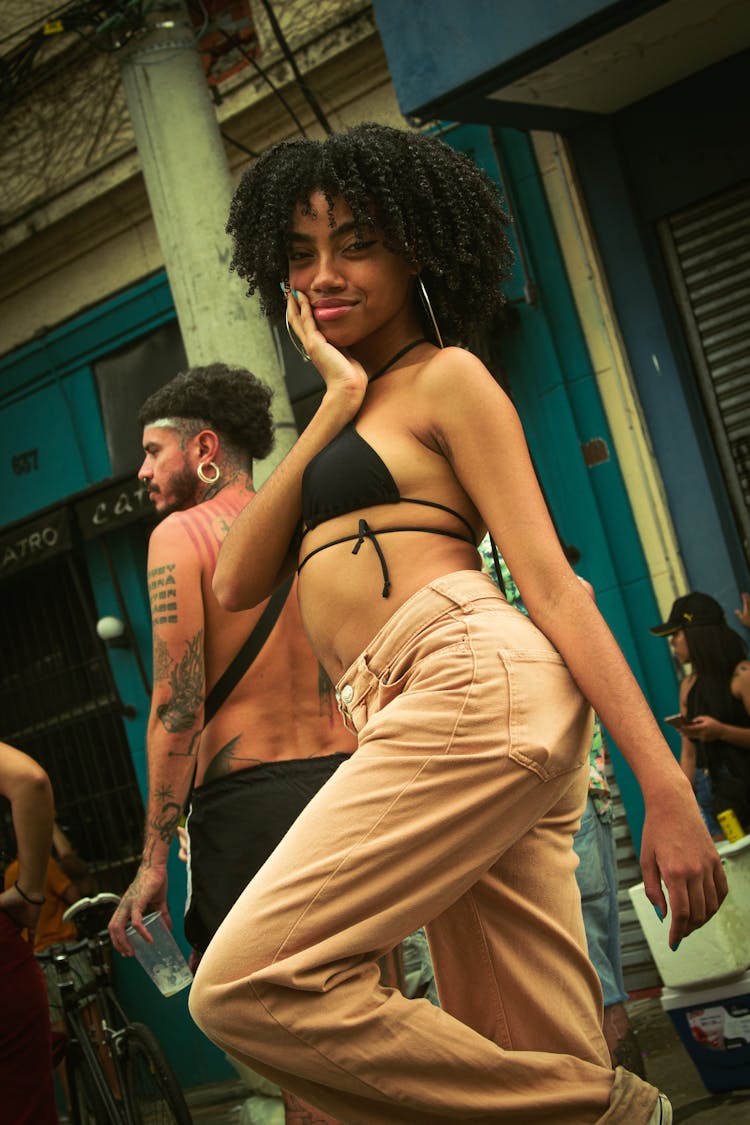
[182,994,750,1123]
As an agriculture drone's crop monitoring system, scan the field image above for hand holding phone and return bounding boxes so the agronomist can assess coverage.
[664,714,695,732]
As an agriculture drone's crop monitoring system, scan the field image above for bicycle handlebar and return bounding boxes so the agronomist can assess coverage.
[62,892,120,925]
[36,938,90,961]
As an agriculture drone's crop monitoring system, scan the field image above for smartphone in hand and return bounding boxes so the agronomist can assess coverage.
[664,714,695,731]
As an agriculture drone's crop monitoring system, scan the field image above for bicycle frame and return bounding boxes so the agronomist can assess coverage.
[42,931,162,1124]
[39,893,193,1125]
[44,940,127,1123]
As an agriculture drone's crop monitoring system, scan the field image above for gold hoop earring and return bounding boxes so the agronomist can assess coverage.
[197,461,220,485]
[417,276,444,349]
[285,302,310,362]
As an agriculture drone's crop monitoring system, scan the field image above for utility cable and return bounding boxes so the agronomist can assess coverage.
[258,0,331,135]
[220,129,258,158]
[217,27,307,139]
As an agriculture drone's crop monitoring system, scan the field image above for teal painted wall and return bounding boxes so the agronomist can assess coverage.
[0,370,111,525]
[0,274,234,1087]
[443,124,684,850]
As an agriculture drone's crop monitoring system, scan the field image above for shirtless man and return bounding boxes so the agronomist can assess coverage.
[108,364,355,961]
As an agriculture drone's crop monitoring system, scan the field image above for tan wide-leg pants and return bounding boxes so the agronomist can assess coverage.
[190,571,658,1123]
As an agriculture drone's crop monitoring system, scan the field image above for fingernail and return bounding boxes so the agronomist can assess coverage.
[292,289,300,300]
[653,905,664,922]
[670,939,681,952]
[279,281,286,294]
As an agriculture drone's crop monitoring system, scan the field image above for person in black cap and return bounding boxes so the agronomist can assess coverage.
[650,592,750,836]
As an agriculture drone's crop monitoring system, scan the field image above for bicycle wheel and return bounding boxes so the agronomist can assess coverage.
[122,1022,193,1125]
[67,1048,114,1125]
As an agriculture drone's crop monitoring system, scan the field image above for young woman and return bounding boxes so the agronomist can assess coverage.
[190,123,725,1124]
[651,592,750,835]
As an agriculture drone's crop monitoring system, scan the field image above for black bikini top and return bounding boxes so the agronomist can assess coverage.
[298,421,478,598]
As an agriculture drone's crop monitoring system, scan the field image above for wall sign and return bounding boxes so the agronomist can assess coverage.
[76,477,154,540]
[10,448,40,475]
[0,508,72,579]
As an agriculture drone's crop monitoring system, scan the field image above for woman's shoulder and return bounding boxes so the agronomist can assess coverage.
[414,346,508,403]
[418,345,489,375]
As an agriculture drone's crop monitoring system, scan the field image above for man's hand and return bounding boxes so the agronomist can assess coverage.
[108,862,169,955]
[0,883,43,942]
[640,775,727,949]
[735,592,750,629]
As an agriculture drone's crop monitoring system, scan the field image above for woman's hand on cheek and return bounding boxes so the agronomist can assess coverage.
[288,290,368,416]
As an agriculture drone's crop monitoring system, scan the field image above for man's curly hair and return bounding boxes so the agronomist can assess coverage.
[138,363,274,463]
[227,123,514,344]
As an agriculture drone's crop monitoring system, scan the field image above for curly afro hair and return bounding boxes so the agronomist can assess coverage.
[138,363,274,463]
[226,122,513,345]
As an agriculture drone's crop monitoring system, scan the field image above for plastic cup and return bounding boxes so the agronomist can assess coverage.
[125,911,193,997]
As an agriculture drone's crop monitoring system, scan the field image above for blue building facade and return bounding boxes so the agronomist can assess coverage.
[373,0,750,848]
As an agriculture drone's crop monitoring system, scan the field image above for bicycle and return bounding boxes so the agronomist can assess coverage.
[37,892,193,1125]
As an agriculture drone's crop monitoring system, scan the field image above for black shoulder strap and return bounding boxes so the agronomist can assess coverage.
[203,576,293,725]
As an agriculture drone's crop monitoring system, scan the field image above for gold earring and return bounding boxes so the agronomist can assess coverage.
[197,461,220,485]
[417,276,444,349]
[285,302,310,362]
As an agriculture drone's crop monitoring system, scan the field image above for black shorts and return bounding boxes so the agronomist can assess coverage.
[184,754,350,954]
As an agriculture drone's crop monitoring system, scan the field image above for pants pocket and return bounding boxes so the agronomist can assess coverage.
[503,649,592,782]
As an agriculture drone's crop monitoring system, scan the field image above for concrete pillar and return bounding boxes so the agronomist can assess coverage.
[118,1,296,479]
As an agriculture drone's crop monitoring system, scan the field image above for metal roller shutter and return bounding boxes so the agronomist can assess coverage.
[660,181,750,566]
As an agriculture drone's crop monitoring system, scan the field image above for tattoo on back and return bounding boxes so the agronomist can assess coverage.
[318,662,335,719]
[203,735,264,783]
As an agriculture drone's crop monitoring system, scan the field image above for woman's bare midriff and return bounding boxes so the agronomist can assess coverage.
[298,513,482,681]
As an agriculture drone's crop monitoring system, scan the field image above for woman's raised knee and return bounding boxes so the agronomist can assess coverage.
[189,957,280,1056]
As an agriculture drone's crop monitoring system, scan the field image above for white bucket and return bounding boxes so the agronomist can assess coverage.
[628,834,750,989]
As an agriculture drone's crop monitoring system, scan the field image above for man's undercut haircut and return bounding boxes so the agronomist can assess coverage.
[138,363,275,463]
[226,122,514,345]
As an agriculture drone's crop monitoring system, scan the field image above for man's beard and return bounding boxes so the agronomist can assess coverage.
[152,461,200,519]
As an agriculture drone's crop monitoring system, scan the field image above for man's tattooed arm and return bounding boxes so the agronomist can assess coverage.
[108,521,208,951]
[142,541,207,869]
[141,784,184,867]
[156,631,204,734]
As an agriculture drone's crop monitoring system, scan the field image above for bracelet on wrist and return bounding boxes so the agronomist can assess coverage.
[14,881,45,906]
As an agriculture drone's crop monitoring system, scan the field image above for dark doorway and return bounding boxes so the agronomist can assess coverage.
[0,550,144,891]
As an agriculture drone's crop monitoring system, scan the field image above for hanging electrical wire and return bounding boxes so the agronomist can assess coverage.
[2,0,333,139]
[216,26,308,139]
[258,0,331,135]
[220,128,258,158]
[0,0,148,114]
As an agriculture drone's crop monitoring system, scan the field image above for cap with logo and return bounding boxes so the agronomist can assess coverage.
[649,592,725,636]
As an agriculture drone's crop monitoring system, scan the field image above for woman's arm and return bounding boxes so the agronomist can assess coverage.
[426,352,726,942]
[679,738,697,785]
[214,292,367,610]
[677,676,698,782]
[0,742,54,934]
